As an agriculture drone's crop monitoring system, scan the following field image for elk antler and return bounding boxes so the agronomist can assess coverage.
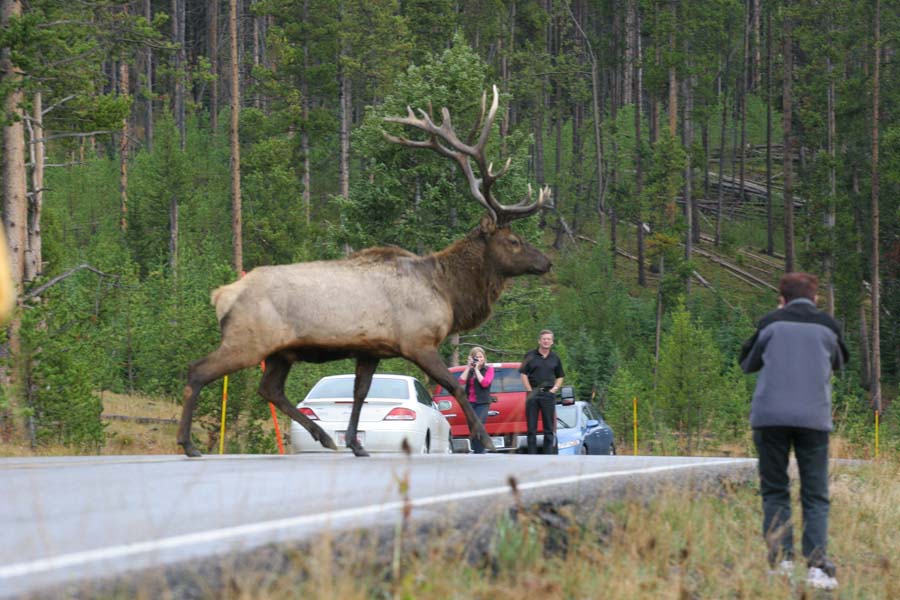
[384,85,550,226]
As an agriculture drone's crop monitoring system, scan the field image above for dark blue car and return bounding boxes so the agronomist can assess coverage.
[556,401,616,455]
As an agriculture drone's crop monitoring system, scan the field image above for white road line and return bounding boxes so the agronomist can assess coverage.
[0,458,751,581]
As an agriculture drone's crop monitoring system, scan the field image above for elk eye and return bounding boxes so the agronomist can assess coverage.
[509,237,520,246]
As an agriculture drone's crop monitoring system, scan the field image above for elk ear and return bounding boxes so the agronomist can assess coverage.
[479,214,497,234]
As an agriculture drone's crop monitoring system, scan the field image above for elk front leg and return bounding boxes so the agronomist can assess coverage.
[347,357,379,457]
[408,349,494,452]
[258,355,337,451]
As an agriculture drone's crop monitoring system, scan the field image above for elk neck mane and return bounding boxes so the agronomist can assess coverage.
[432,228,506,333]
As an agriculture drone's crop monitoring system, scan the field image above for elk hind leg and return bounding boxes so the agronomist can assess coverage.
[258,355,337,451]
[346,357,379,457]
[179,347,252,457]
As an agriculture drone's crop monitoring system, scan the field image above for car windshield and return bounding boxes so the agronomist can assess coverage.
[306,378,408,400]
[434,367,527,395]
[556,404,578,429]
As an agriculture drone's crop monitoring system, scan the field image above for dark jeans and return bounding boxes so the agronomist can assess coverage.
[753,427,830,567]
[470,403,491,454]
[526,391,556,454]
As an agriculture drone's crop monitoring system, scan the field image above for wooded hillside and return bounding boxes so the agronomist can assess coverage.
[1,0,896,454]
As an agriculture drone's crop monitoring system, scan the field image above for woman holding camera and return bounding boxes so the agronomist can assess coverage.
[459,347,495,454]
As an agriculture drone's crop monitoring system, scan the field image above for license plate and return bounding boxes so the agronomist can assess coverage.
[490,436,505,448]
[337,431,365,446]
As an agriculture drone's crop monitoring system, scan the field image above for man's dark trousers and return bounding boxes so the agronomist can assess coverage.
[753,427,830,566]
[526,390,556,454]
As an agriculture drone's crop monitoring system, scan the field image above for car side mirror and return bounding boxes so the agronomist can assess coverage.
[586,419,600,428]
[559,385,575,405]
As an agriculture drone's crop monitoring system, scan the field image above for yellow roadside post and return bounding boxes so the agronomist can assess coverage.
[632,396,638,456]
[218,376,229,454]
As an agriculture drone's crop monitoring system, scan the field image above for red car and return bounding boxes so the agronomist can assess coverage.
[433,362,556,453]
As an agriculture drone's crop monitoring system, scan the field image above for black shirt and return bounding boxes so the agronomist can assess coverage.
[519,348,565,390]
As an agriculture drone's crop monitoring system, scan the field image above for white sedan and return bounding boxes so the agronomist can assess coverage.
[290,374,453,454]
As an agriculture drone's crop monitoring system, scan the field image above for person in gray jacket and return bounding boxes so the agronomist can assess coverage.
[740,272,849,590]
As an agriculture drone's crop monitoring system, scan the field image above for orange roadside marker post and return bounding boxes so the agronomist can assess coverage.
[260,360,285,454]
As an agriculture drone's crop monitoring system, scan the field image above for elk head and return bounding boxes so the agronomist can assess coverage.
[383,85,552,275]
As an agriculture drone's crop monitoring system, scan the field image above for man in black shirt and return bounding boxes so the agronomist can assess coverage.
[519,329,565,454]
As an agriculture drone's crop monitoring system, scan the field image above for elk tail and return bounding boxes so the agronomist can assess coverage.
[211,280,243,324]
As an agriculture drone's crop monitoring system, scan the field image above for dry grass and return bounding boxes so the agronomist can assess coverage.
[100,391,183,455]
[198,455,898,600]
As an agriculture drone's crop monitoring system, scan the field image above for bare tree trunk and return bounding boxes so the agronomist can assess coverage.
[765,3,774,256]
[752,0,761,90]
[666,0,677,224]
[698,120,706,243]
[668,1,677,138]
[782,0,795,272]
[339,70,351,198]
[26,92,44,282]
[1,0,26,441]
[825,44,836,316]
[338,1,351,200]
[654,255,664,370]
[715,78,728,245]
[739,0,749,206]
[230,0,243,274]
[610,79,619,268]
[119,56,129,233]
[683,73,693,288]
[210,0,219,132]
[623,0,635,104]
[870,0,881,415]
[144,0,154,149]
[535,91,545,188]
[252,10,260,110]
[172,0,186,148]
[301,0,311,226]
[632,0,645,286]
[169,194,179,274]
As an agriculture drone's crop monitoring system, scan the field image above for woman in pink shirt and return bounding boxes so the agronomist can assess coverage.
[459,347,494,453]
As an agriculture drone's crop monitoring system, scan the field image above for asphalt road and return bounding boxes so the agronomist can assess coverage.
[0,453,756,598]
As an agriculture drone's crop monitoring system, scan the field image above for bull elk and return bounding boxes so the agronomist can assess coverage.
[177,85,551,457]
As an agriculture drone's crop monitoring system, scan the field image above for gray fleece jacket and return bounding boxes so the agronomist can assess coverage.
[739,298,849,431]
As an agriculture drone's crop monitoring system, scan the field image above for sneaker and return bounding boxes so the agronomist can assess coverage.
[807,566,838,590]
[769,559,795,578]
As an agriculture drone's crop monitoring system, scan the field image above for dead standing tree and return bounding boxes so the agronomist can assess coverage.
[177,86,551,457]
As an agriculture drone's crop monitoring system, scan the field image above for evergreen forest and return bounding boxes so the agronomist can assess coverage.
[0,0,897,455]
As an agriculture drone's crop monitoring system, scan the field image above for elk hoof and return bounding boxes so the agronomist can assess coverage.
[320,433,338,451]
[350,442,370,457]
[477,430,496,452]
[180,442,203,458]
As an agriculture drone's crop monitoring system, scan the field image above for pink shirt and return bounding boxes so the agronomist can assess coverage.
[461,366,494,403]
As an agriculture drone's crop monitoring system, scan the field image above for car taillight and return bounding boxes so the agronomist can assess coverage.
[383,407,416,421]
[299,407,319,420]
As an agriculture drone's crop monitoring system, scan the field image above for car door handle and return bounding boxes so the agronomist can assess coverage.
[490,396,499,403]
[488,411,500,417]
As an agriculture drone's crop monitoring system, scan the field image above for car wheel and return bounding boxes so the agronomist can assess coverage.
[609,443,616,456]
[580,444,588,455]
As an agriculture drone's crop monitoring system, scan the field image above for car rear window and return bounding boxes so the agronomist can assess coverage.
[306,378,408,400]
[434,367,526,395]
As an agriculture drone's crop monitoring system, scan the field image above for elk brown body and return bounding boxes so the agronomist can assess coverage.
[177,86,551,457]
